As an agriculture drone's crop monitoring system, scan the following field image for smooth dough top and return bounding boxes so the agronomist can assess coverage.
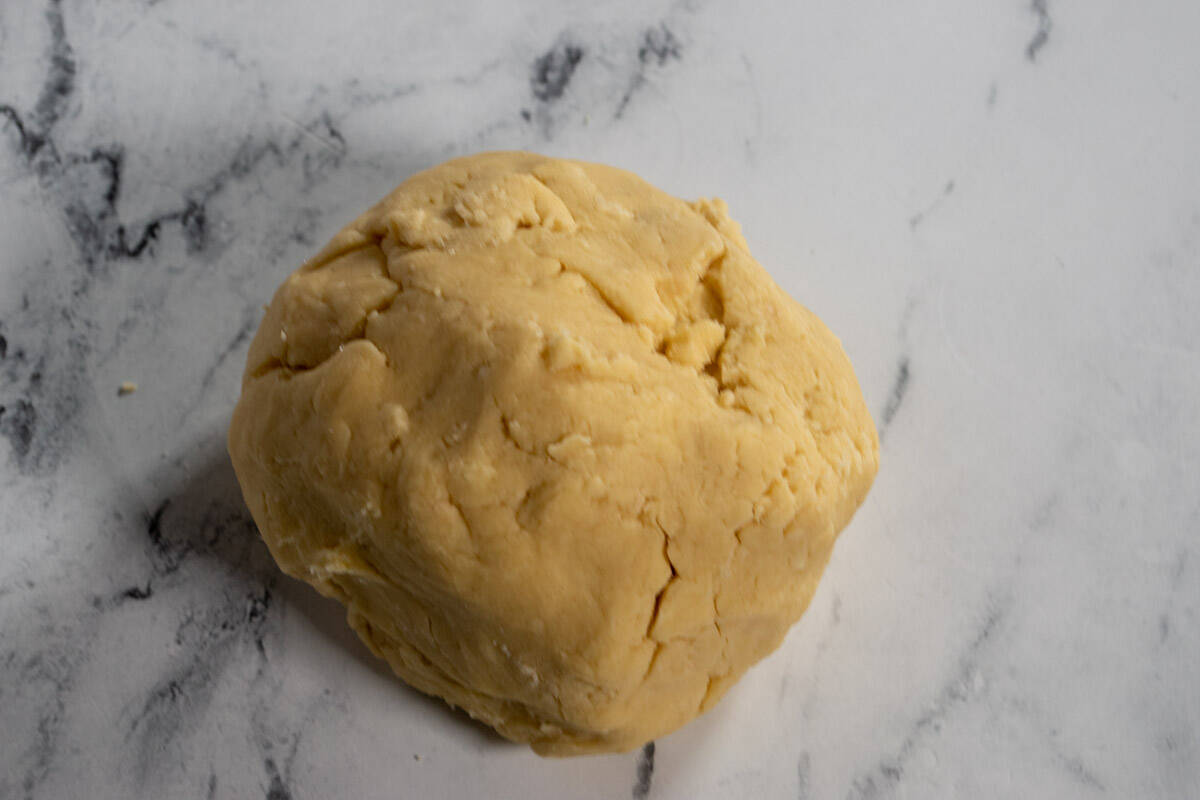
[228,151,878,755]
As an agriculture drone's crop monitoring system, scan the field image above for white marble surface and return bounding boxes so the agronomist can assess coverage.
[2,0,1198,797]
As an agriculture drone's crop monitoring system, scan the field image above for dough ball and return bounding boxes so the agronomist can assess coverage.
[228,152,878,755]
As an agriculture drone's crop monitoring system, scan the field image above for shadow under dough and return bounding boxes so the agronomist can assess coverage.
[149,439,507,750]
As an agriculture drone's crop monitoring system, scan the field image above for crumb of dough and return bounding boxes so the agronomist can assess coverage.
[118,381,137,396]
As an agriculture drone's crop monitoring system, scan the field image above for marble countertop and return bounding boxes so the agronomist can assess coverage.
[2,1,1198,797]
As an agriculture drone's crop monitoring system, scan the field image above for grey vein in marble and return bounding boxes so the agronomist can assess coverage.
[847,599,1012,799]
[877,357,910,444]
[531,38,585,104]
[614,24,683,120]
[632,741,656,799]
[1027,0,1053,62]
[908,179,955,230]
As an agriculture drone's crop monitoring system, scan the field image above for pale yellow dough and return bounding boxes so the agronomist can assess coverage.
[228,152,878,755]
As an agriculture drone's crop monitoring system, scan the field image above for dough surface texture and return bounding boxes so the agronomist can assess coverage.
[228,152,878,755]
